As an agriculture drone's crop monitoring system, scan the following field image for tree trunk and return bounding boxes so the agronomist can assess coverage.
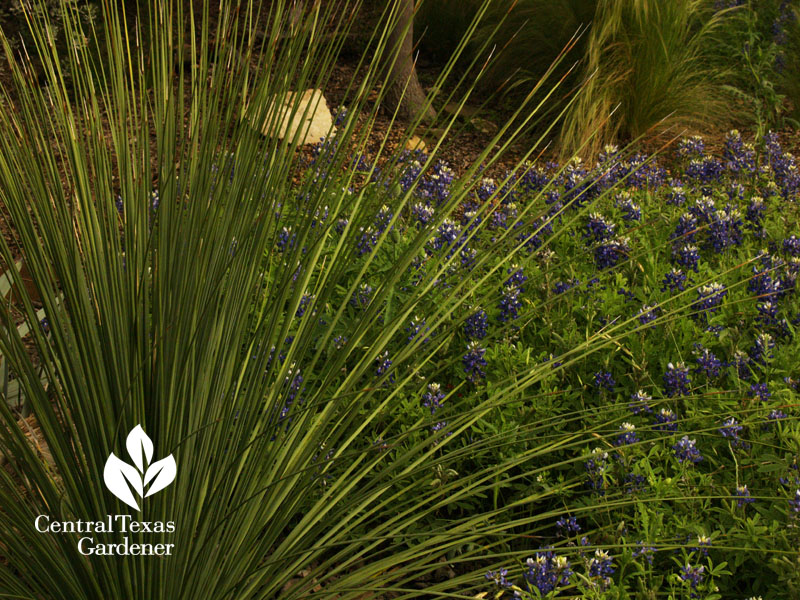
[384,0,435,122]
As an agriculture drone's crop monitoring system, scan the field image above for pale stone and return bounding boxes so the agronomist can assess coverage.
[259,88,335,145]
[405,134,427,152]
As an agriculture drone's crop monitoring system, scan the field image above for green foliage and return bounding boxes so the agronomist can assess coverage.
[561,0,730,159]
[713,0,800,134]
[0,1,798,599]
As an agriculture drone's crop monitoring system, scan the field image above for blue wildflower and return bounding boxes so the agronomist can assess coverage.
[464,309,488,340]
[629,390,653,415]
[615,422,639,446]
[654,408,678,432]
[463,341,487,384]
[662,268,689,293]
[673,436,703,464]
[594,371,616,393]
[522,549,573,596]
[422,382,445,415]
[663,362,691,397]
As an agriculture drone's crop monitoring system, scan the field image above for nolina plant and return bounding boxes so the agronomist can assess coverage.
[0,1,779,599]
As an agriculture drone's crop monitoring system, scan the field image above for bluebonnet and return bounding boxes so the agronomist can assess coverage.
[663,362,691,397]
[694,535,712,556]
[522,549,573,595]
[40,317,50,334]
[723,130,756,173]
[623,153,666,189]
[673,244,700,272]
[783,235,800,257]
[406,316,430,343]
[375,351,394,384]
[637,304,659,326]
[691,283,726,324]
[397,153,424,193]
[735,484,755,507]
[149,189,160,213]
[616,194,641,222]
[463,341,487,384]
[411,202,434,227]
[733,350,752,380]
[275,364,305,428]
[498,285,522,323]
[791,489,800,514]
[666,182,688,206]
[633,542,656,564]
[430,421,448,434]
[427,219,461,254]
[475,177,497,202]
[334,217,349,234]
[460,208,481,231]
[555,516,581,536]
[489,204,513,230]
[350,283,373,308]
[726,181,745,202]
[673,436,703,464]
[748,383,771,402]
[521,162,550,193]
[756,299,780,325]
[422,382,445,415]
[624,472,648,494]
[629,390,653,415]
[594,371,616,393]
[671,213,699,244]
[419,161,455,206]
[333,105,348,127]
[333,335,347,350]
[587,549,615,588]
[504,264,528,291]
[745,197,766,233]
[594,237,630,269]
[459,247,477,270]
[356,226,378,255]
[517,215,553,253]
[553,278,581,295]
[598,143,620,164]
[464,308,488,340]
[686,157,724,183]
[749,333,775,364]
[677,135,705,159]
[484,569,512,588]
[615,422,639,446]
[585,447,610,493]
[767,409,788,423]
[661,268,689,293]
[654,408,679,432]
[706,206,743,253]
[277,226,296,252]
[617,287,636,303]
[680,563,705,593]
[373,204,393,234]
[748,259,784,300]
[584,213,616,243]
[719,417,747,448]
[295,294,314,318]
[693,345,723,379]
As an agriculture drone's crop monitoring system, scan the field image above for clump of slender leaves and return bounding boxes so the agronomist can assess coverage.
[0,2,798,600]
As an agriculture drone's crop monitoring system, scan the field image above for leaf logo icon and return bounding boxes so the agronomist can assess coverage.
[103,425,176,511]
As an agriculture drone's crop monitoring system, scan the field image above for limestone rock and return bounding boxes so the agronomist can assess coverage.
[405,135,427,152]
[258,88,335,145]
